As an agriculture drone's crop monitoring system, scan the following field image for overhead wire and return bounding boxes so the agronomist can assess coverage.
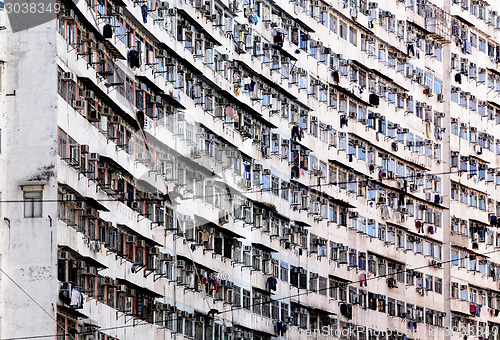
[2,165,495,204]
[4,247,500,340]
[7,128,494,338]
[0,268,76,340]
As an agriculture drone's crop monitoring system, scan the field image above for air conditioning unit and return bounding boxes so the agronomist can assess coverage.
[61,9,76,20]
[109,115,122,124]
[61,72,75,82]
[84,266,97,276]
[91,41,104,51]
[58,251,71,260]
[149,247,160,255]
[73,201,86,210]
[84,90,95,99]
[84,208,98,217]
[88,153,100,161]
[156,49,168,59]
[64,194,76,202]
[88,109,101,122]
[81,31,94,41]
[349,211,359,219]
[126,235,137,243]
[80,144,89,154]
[75,261,86,269]
[71,100,85,110]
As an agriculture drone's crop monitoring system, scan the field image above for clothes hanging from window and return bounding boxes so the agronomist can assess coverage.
[378,170,386,180]
[434,195,441,204]
[455,73,462,84]
[291,125,301,141]
[352,84,361,97]
[491,216,497,226]
[340,115,348,128]
[332,70,340,83]
[225,106,235,118]
[396,178,404,189]
[193,85,202,98]
[249,80,255,92]
[59,282,72,305]
[291,165,300,179]
[381,205,391,220]
[128,50,141,68]
[141,4,149,24]
[136,110,145,130]
[427,225,434,234]
[340,303,352,319]
[359,273,367,287]
[201,231,210,243]
[463,40,472,54]
[70,288,83,309]
[350,6,358,20]
[248,12,258,24]
[478,227,485,240]
[103,24,113,39]
[369,93,379,106]
[274,321,288,335]
[407,43,415,57]
[267,276,278,291]
[273,32,285,47]
[416,221,423,233]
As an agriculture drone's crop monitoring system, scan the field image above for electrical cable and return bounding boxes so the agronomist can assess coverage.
[3,247,500,340]
[0,268,76,340]
[2,165,495,204]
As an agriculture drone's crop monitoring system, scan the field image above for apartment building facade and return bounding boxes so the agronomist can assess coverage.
[1,0,500,339]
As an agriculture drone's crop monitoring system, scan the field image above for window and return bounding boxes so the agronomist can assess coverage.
[434,278,442,294]
[349,27,357,45]
[319,276,327,296]
[387,298,395,316]
[243,289,251,310]
[24,188,43,218]
[451,249,459,265]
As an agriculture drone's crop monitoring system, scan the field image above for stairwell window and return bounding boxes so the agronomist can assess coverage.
[23,187,43,218]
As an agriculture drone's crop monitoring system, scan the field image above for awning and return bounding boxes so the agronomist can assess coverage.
[136,74,164,95]
[293,220,311,227]
[58,245,108,269]
[195,215,246,239]
[57,304,89,319]
[77,76,140,131]
[116,223,163,246]
[251,242,278,253]
[176,8,221,45]
[85,197,109,212]
[103,39,126,60]
[116,278,163,298]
